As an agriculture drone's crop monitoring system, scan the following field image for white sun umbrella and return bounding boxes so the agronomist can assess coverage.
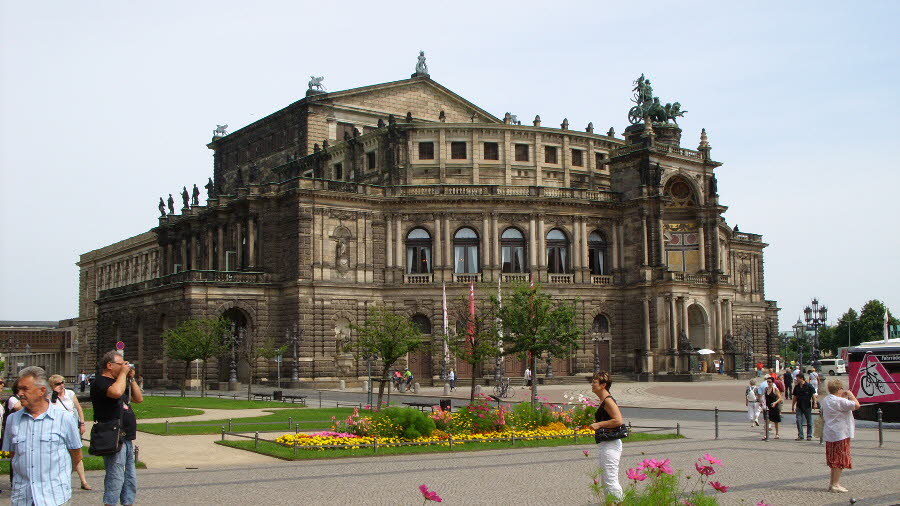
[697,348,716,355]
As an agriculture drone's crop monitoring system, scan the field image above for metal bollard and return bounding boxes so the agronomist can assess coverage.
[714,407,719,440]
[165,420,169,434]
[221,427,225,441]
[288,416,293,430]
[676,423,681,437]
[877,408,883,448]
[134,445,140,464]
[254,432,259,449]
[228,418,233,432]
[319,391,323,408]
[764,407,770,440]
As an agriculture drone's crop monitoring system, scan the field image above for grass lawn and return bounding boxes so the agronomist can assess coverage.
[138,407,355,435]
[83,395,297,421]
[217,432,683,460]
[0,447,147,475]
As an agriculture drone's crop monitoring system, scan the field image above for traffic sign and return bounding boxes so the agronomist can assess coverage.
[115,341,125,350]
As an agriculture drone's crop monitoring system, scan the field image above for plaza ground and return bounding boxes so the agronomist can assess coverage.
[42,379,900,504]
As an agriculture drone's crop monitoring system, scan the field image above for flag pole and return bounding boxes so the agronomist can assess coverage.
[495,276,504,382]
[442,282,449,380]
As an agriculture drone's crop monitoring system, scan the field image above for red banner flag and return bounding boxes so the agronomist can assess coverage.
[467,282,476,345]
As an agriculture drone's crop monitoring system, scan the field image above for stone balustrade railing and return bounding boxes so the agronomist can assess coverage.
[98,270,272,299]
[591,275,613,285]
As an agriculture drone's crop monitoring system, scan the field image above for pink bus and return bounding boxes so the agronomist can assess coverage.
[846,345,900,421]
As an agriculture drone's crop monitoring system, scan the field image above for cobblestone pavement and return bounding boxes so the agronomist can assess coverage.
[63,414,897,506]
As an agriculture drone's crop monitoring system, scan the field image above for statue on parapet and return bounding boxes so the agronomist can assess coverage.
[158,197,166,217]
[191,184,200,206]
[414,51,429,77]
[181,186,190,209]
[213,124,228,137]
[167,194,175,215]
[204,177,214,198]
[628,74,687,126]
[308,76,325,91]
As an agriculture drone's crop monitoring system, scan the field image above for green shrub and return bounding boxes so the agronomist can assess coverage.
[568,404,597,428]
[508,401,554,430]
[375,407,436,439]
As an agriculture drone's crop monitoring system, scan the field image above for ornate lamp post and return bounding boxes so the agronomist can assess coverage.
[592,336,602,374]
[286,323,300,382]
[803,298,827,366]
[228,324,239,384]
[792,318,807,368]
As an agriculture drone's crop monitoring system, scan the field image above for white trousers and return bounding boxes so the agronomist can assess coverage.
[595,439,624,501]
[747,401,761,422]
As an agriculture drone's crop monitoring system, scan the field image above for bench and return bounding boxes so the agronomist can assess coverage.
[251,393,273,401]
[281,394,307,405]
[403,402,438,412]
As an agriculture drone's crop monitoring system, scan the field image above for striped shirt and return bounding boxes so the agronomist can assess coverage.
[1,404,82,506]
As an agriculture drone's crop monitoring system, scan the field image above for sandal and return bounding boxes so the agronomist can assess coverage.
[775,435,780,439]
[81,484,92,490]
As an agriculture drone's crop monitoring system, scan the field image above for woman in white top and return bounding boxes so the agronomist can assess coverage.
[820,378,860,494]
[48,375,92,490]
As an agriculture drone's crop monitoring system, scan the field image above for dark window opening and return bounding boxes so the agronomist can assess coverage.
[501,227,527,273]
[514,144,529,162]
[406,228,432,274]
[588,231,607,275]
[483,142,499,160]
[366,152,376,170]
[572,149,584,167]
[419,142,435,160]
[544,146,558,164]
[333,163,343,180]
[546,228,569,274]
[450,142,467,159]
[453,227,480,274]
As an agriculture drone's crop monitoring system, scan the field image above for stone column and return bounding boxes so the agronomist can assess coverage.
[386,213,393,270]
[680,297,689,337]
[726,299,734,335]
[190,234,198,271]
[179,237,188,272]
[713,219,721,272]
[669,296,677,351]
[698,222,706,271]
[658,217,666,267]
[538,215,546,278]
[443,214,451,279]
[482,214,490,278]
[714,298,723,351]
[248,216,257,268]
[217,224,225,270]
[643,297,653,373]
[572,216,581,276]
[529,215,537,272]
[581,218,589,272]
[433,214,441,270]
[491,212,500,272]
[611,222,619,270]
[235,220,244,269]
[206,228,214,269]
[641,215,649,266]
[395,216,403,271]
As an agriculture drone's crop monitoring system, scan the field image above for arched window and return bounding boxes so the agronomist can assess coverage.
[406,228,432,274]
[411,314,432,335]
[501,227,527,273]
[592,314,610,334]
[588,231,608,275]
[546,228,569,274]
[453,227,479,274]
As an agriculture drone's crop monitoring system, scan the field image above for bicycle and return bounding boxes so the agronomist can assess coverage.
[493,377,512,398]
[860,359,886,397]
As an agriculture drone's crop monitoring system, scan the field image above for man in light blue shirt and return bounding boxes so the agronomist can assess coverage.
[2,366,82,506]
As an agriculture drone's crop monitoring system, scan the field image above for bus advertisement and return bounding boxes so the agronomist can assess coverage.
[846,345,900,421]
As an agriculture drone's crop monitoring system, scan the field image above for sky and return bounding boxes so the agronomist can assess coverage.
[1,1,898,331]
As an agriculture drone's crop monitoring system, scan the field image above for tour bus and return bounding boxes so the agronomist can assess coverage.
[846,342,900,422]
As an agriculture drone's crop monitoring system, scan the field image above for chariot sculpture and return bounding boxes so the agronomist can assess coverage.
[627,74,687,125]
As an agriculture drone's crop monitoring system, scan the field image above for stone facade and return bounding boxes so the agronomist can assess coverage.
[77,74,779,386]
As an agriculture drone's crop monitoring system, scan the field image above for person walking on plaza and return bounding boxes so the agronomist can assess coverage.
[792,373,815,440]
[756,362,763,377]
[403,368,413,392]
[745,378,761,426]
[2,367,83,506]
[762,376,783,440]
[808,368,820,408]
[524,367,532,387]
[48,374,92,490]
[782,368,793,400]
[448,368,456,391]
[820,378,860,493]
[78,370,88,393]
[589,371,625,503]
[92,350,144,506]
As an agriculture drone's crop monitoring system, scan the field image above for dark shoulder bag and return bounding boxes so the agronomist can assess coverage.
[594,396,629,442]
[89,398,125,456]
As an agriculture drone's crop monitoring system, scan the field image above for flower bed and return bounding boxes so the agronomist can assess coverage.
[274,427,594,450]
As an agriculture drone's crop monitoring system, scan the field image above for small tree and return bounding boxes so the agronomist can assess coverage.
[193,317,229,397]
[496,283,582,405]
[163,320,201,397]
[447,297,501,403]
[350,306,422,410]
[237,327,286,401]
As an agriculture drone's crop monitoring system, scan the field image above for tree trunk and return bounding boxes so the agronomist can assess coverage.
[469,360,478,403]
[182,361,190,398]
[530,353,538,407]
[375,366,390,410]
[201,360,207,397]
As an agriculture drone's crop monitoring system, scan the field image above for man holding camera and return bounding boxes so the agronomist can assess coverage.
[91,350,143,506]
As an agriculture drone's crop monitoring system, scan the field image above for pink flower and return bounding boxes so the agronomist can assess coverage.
[583,450,590,457]
[710,481,728,493]
[419,484,443,503]
[695,462,716,476]
[703,453,723,465]
[653,458,673,475]
[593,477,599,485]
[626,468,647,482]
[756,502,770,506]
[636,458,658,470]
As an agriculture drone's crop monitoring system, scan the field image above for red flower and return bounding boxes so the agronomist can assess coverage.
[419,484,443,503]
[694,462,716,476]
[710,481,728,493]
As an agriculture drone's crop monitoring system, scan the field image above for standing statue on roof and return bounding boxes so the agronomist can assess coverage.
[167,194,175,215]
[191,184,200,206]
[158,197,166,217]
[204,177,214,198]
[181,186,189,209]
[413,51,429,77]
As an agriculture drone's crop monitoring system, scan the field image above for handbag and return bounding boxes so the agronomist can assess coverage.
[595,424,629,442]
[89,398,125,456]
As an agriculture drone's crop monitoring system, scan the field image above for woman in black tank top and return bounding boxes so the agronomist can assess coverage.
[589,371,624,502]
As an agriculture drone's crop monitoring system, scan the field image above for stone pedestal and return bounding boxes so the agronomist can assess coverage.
[228,380,240,391]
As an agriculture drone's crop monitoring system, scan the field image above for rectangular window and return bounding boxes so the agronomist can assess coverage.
[595,152,606,168]
[333,163,343,180]
[366,151,376,170]
[450,141,467,159]
[483,142,499,160]
[514,144,529,161]
[419,142,435,160]
[571,149,584,167]
[544,146,558,164]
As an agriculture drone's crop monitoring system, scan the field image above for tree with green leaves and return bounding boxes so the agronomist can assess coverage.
[447,296,501,403]
[495,283,582,405]
[192,317,230,397]
[236,327,286,401]
[350,305,423,410]
[162,319,202,397]
[857,300,897,342]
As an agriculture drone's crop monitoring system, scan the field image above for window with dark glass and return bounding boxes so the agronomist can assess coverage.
[483,142,499,160]
[514,144,529,162]
[572,149,584,167]
[450,142,467,159]
[334,163,343,180]
[592,314,610,334]
[588,231,608,275]
[419,142,435,160]
[544,146,558,164]
[366,151,376,170]
[453,227,479,274]
[546,228,569,274]
[406,228,432,274]
[595,152,606,168]
[501,227,527,273]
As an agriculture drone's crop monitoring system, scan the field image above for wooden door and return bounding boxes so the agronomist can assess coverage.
[408,345,432,381]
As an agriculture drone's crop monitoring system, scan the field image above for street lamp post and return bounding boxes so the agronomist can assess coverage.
[286,324,300,383]
[593,337,601,374]
[228,324,239,384]
[792,319,806,369]
[803,298,828,367]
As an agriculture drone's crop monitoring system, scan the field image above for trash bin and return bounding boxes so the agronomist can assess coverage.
[439,399,452,412]
[273,390,283,401]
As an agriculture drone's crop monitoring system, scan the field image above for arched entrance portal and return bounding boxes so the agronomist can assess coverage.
[220,308,251,383]
[687,304,709,350]
[408,314,433,383]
